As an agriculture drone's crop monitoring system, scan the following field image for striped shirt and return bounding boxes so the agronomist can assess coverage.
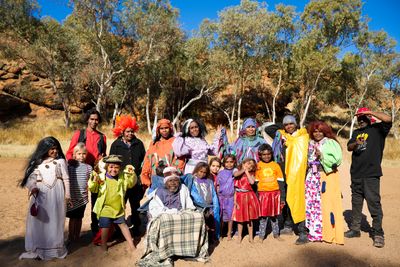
[67,161,92,211]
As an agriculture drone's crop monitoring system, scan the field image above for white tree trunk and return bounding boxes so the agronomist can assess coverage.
[348,70,375,138]
[236,97,243,137]
[272,68,283,124]
[172,86,213,129]
[349,116,357,138]
[391,95,399,139]
[112,102,119,127]
[151,104,159,138]
[146,87,152,134]
[300,67,325,128]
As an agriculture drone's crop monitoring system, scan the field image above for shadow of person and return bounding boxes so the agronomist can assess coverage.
[343,210,372,234]
[67,230,94,254]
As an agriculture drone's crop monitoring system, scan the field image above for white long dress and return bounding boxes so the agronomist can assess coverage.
[19,158,70,260]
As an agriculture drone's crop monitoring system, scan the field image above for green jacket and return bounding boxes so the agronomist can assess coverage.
[320,139,342,173]
[88,165,137,219]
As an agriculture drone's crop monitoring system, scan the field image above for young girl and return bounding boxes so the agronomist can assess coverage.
[256,144,285,241]
[19,136,71,260]
[88,155,137,252]
[183,162,220,240]
[209,157,221,187]
[216,154,236,240]
[232,158,260,243]
[67,143,93,242]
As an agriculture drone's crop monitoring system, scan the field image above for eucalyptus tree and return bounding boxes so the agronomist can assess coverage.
[120,0,183,133]
[341,29,397,137]
[384,55,400,138]
[293,0,362,127]
[264,3,297,123]
[70,0,125,116]
[203,0,270,136]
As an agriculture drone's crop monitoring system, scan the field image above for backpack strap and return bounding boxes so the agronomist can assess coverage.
[78,129,86,143]
[98,133,105,156]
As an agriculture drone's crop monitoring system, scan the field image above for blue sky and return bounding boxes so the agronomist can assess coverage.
[38,0,400,51]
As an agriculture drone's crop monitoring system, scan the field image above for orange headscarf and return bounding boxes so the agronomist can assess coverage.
[153,119,174,142]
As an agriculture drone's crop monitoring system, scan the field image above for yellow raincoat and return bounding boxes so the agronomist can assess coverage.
[280,128,309,224]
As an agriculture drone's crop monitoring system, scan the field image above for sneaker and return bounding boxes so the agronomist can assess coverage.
[295,235,309,245]
[344,230,361,238]
[280,227,294,235]
[373,236,385,248]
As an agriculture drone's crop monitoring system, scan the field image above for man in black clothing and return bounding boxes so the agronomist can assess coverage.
[345,108,392,248]
[110,116,146,237]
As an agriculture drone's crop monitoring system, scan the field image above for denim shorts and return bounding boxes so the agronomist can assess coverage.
[98,216,126,228]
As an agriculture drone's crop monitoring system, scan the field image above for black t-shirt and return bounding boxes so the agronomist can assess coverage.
[348,121,392,178]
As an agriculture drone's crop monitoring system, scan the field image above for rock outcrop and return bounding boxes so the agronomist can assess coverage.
[0,60,75,120]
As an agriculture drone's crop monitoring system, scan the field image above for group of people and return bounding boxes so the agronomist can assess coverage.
[18,106,392,262]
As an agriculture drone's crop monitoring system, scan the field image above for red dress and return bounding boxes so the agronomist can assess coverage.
[232,173,260,222]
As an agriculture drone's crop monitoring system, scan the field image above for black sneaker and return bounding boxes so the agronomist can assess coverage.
[373,236,385,248]
[344,230,361,238]
[295,235,309,245]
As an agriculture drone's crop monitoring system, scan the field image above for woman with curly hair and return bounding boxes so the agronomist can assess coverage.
[305,121,344,244]
[110,114,145,237]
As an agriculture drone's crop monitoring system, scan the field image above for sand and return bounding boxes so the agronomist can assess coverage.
[0,158,399,267]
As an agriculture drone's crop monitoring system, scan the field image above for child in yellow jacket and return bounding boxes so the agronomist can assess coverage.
[88,155,137,252]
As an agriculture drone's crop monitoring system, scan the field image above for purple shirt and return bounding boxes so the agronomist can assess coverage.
[217,169,234,197]
[156,187,182,210]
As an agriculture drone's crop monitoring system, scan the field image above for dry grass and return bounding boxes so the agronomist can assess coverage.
[0,116,154,158]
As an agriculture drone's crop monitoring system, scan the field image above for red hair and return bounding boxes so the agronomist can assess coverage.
[112,115,139,138]
[307,121,337,141]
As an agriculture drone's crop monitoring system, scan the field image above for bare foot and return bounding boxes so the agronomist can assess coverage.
[236,237,242,244]
[227,236,232,241]
[249,238,254,243]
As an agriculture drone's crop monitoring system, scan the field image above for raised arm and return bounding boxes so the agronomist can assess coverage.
[245,170,255,185]
[363,110,392,123]
[172,133,191,157]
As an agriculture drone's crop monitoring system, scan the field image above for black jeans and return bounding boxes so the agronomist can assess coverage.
[90,193,99,234]
[282,204,294,229]
[124,183,144,236]
[281,202,307,236]
[350,176,384,236]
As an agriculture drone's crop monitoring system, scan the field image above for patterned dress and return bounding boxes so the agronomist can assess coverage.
[305,137,344,244]
[305,140,324,241]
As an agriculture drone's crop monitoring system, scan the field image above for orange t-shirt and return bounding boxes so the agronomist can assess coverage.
[255,161,283,192]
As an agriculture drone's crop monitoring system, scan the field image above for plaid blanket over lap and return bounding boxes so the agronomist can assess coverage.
[137,210,209,267]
